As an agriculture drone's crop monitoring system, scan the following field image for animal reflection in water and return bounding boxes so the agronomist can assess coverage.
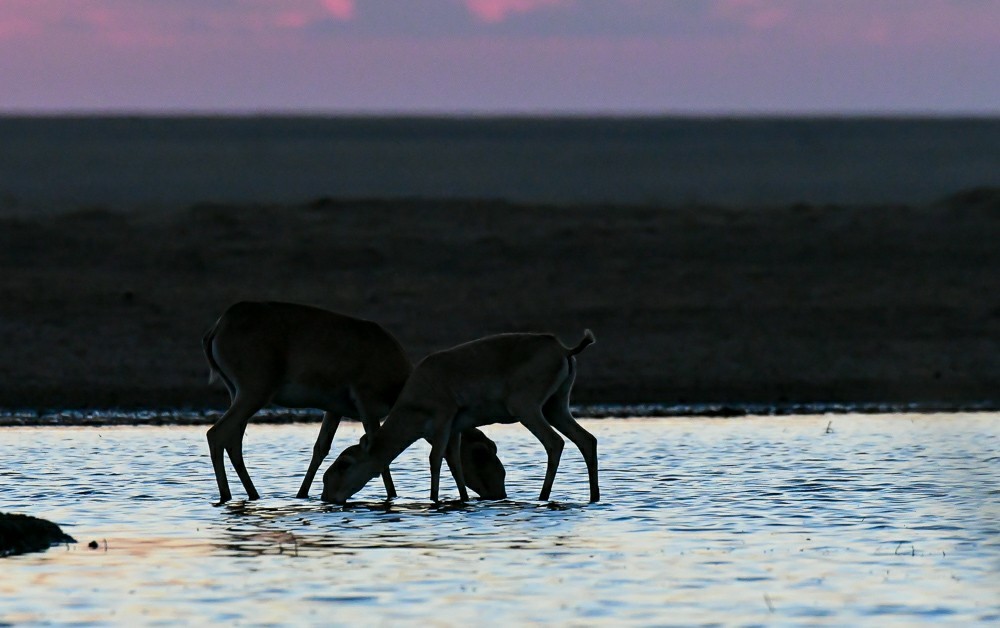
[202,302,507,504]
[215,497,583,557]
[323,331,599,505]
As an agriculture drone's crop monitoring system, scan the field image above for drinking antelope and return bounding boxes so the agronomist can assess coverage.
[203,301,506,503]
[322,330,598,504]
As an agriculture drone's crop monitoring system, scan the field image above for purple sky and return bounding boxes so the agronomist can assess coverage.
[1,0,998,114]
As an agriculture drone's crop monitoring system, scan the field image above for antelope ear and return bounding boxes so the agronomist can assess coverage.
[333,451,356,470]
[359,433,372,452]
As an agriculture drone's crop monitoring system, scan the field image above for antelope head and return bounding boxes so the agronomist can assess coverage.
[321,435,383,504]
[461,430,507,500]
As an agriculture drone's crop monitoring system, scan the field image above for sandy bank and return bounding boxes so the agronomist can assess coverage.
[1,191,998,410]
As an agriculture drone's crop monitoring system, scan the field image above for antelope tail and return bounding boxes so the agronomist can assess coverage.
[567,329,595,356]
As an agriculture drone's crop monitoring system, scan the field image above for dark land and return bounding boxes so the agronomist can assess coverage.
[0,117,998,411]
[2,192,1000,410]
[3,116,1000,209]
[0,512,76,557]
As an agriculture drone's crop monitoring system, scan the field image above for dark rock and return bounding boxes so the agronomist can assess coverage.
[0,512,76,557]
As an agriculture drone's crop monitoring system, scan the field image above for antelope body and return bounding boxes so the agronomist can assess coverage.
[203,301,506,503]
[322,330,598,504]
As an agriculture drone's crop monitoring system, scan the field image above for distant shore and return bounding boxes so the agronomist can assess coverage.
[1,191,998,411]
[3,116,999,209]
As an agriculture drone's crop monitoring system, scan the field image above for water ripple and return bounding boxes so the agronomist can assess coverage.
[1,414,998,625]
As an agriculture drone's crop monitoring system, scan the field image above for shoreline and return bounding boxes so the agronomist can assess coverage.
[3,400,998,427]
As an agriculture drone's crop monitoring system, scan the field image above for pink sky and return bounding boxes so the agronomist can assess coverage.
[1,0,997,114]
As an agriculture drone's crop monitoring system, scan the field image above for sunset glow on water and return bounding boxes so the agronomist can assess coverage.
[2,416,997,624]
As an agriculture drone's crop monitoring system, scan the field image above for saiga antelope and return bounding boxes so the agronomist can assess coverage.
[322,330,598,504]
[203,301,506,503]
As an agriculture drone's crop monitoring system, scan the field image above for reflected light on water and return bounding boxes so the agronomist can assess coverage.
[1,415,998,624]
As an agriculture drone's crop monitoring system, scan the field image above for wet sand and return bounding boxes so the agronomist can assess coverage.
[1,190,998,410]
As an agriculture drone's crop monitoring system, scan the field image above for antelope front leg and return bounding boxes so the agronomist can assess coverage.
[444,431,469,502]
[297,412,342,498]
[360,414,397,499]
[428,428,452,503]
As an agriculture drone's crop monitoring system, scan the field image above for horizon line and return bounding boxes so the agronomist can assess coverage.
[1,108,999,120]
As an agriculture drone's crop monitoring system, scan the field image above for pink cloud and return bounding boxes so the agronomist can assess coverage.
[0,1,352,42]
[0,16,33,39]
[275,1,354,29]
[0,1,59,39]
[321,0,355,21]
[463,0,571,23]
[0,1,181,47]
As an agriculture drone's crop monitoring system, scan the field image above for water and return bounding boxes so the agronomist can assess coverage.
[1,415,998,625]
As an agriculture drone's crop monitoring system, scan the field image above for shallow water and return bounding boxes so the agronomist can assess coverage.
[1,415,998,625]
